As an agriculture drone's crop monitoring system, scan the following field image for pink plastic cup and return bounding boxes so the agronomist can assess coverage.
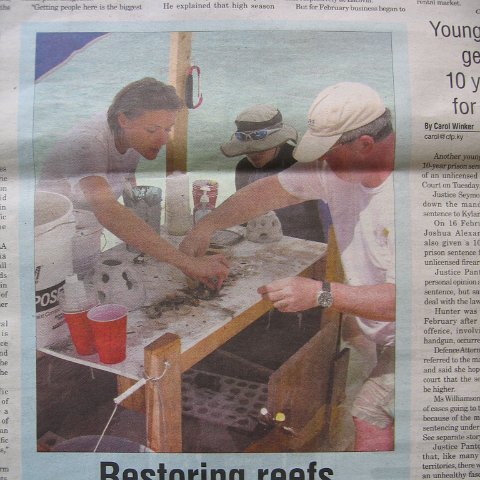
[87,304,128,364]
[64,310,96,355]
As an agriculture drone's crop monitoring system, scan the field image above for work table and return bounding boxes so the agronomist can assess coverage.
[39,230,332,452]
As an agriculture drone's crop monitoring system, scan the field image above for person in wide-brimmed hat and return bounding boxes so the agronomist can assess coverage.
[221,104,326,243]
[221,104,297,158]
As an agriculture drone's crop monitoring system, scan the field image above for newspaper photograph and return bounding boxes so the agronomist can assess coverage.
[0,0,479,479]
[32,28,395,455]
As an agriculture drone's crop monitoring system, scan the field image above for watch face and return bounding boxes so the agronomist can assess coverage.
[317,291,334,308]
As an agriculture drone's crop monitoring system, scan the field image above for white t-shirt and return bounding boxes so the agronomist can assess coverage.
[278,161,395,346]
[39,113,141,210]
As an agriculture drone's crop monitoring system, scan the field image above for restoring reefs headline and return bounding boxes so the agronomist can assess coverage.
[99,461,334,480]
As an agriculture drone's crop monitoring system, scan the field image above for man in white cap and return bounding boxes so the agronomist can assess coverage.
[181,82,395,451]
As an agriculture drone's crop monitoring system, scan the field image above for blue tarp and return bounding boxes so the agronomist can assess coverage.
[35,32,107,81]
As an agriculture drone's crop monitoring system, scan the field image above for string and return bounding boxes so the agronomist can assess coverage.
[93,404,119,452]
[147,361,170,449]
[93,361,170,452]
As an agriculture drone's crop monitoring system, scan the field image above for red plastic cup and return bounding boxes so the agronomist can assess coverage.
[64,310,96,355]
[87,304,128,364]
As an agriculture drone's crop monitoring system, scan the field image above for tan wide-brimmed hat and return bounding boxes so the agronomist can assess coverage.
[221,104,297,157]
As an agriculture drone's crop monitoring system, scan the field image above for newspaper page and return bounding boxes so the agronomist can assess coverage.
[0,0,480,479]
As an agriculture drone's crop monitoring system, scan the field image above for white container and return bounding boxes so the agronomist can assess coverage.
[193,186,212,225]
[92,258,145,310]
[61,274,98,313]
[72,209,103,277]
[35,191,76,348]
[165,171,192,235]
[246,210,283,243]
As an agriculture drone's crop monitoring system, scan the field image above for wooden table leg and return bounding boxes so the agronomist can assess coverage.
[144,333,182,452]
[117,376,146,412]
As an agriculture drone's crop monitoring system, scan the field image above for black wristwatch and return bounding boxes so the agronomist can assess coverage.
[316,281,334,308]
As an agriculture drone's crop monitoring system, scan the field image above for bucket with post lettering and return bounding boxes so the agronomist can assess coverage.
[35,191,76,348]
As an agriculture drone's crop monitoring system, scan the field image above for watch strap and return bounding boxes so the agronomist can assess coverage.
[317,281,334,308]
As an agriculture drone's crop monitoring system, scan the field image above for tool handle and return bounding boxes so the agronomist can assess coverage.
[114,378,146,404]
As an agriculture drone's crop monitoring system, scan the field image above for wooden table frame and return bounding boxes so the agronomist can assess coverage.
[117,230,348,452]
[40,232,349,453]
[117,264,318,452]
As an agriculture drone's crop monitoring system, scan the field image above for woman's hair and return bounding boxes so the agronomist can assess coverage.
[107,77,184,135]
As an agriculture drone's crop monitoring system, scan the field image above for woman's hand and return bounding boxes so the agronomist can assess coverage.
[182,254,230,290]
[80,176,228,289]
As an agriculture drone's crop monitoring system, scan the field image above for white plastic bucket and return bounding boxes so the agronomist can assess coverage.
[35,191,76,348]
[72,209,103,277]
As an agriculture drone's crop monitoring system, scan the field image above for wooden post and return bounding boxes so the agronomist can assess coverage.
[167,32,192,174]
[324,226,349,449]
[144,333,182,452]
[325,226,344,283]
[328,347,350,448]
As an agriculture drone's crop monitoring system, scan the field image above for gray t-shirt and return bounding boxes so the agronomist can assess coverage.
[39,113,141,210]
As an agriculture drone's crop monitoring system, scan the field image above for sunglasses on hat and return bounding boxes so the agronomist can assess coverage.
[234,127,282,142]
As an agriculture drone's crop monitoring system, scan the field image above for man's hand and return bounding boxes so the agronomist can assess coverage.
[258,277,396,320]
[257,277,321,312]
[183,254,230,290]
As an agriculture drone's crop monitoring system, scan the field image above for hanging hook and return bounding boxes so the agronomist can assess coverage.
[185,65,203,109]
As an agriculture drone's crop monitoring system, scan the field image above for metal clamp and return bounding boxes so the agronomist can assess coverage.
[185,65,203,109]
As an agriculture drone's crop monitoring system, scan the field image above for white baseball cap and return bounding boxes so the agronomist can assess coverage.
[294,82,386,163]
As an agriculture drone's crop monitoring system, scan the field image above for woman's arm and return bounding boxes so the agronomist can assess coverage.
[80,175,229,288]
